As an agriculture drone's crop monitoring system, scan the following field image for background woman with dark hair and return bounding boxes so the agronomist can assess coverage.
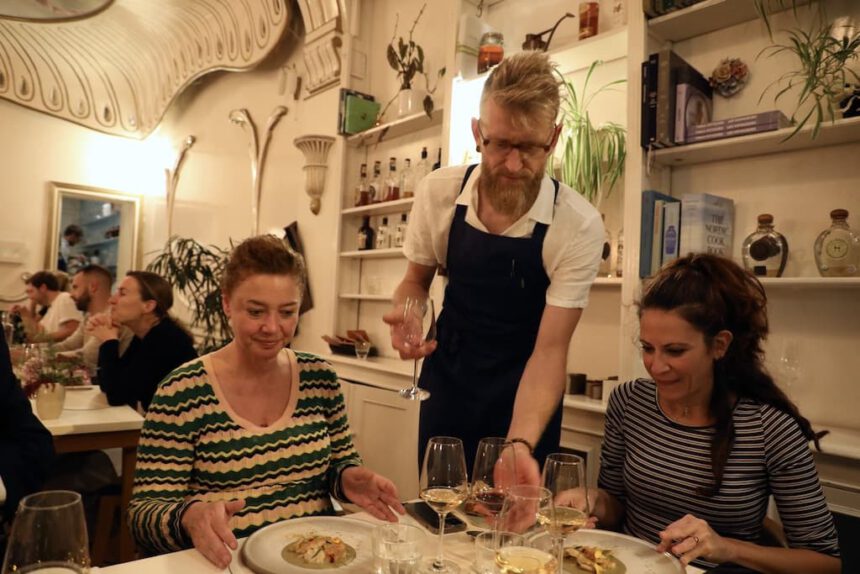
[559,254,840,574]
[88,270,197,411]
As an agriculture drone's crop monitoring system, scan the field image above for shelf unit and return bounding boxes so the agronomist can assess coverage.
[341,198,415,217]
[339,248,405,259]
[345,108,443,147]
[83,237,119,249]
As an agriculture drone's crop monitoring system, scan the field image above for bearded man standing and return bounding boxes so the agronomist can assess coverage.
[385,51,605,482]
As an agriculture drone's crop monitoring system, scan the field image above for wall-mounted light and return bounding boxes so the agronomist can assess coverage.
[165,135,196,238]
[293,135,335,215]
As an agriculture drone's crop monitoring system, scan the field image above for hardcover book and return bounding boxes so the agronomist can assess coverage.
[338,88,379,135]
[674,66,713,144]
[640,190,679,277]
[662,201,681,265]
[641,56,658,149]
[679,193,734,258]
[656,48,708,147]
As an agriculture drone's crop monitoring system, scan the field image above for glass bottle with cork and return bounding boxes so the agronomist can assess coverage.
[357,216,375,251]
[478,32,504,74]
[355,163,369,206]
[393,213,408,248]
[376,216,391,249]
[814,208,860,277]
[401,158,415,198]
[384,157,400,202]
[742,214,789,277]
[368,160,382,204]
[415,147,431,181]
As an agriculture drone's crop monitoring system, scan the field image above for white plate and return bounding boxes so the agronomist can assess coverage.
[533,529,684,574]
[63,386,110,410]
[241,517,375,574]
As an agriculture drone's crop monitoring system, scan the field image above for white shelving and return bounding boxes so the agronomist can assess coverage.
[759,277,860,290]
[592,277,623,287]
[339,293,393,301]
[563,394,608,414]
[342,198,415,217]
[339,248,405,259]
[346,108,444,148]
[653,116,860,167]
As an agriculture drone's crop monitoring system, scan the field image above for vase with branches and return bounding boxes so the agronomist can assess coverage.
[379,2,445,121]
[547,62,627,209]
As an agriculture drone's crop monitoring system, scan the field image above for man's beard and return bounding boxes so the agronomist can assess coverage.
[74,292,91,313]
[479,163,544,219]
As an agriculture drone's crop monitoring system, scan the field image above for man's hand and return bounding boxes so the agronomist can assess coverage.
[340,466,405,522]
[180,499,245,569]
[495,441,541,488]
[382,303,437,360]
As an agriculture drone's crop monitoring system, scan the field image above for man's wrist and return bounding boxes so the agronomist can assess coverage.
[508,437,535,454]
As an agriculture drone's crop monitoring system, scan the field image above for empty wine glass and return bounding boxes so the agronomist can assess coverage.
[398,296,435,401]
[496,485,557,574]
[542,453,589,571]
[419,436,469,574]
[471,438,519,528]
[1,490,91,574]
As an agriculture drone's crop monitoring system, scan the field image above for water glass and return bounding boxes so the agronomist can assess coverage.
[474,531,525,574]
[355,340,372,359]
[373,523,425,574]
[1,490,91,574]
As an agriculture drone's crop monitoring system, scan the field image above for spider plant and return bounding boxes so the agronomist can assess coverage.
[547,61,626,209]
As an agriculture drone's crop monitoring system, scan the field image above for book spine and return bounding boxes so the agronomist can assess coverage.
[680,194,734,257]
[651,200,666,275]
[686,123,781,143]
[662,201,681,265]
[656,48,673,147]
[641,61,650,149]
[642,55,658,149]
[643,0,659,18]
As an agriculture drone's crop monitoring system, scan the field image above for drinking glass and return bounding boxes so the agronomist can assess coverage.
[355,339,372,359]
[373,523,425,574]
[471,438,519,528]
[474,531,525,574]
[419,436,469,574]
[495,485,557,574]
[1,490,91,574]
[541,453,589,571]
[398,296,435,401]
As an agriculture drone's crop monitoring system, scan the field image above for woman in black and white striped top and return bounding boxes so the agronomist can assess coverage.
[586,254,840,573]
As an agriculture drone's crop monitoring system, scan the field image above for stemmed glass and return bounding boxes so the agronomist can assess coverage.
[398,296,436,401]
[419,436,469,574]
[1,490,91,574]
[495,485,557,574]
[470,437,519,528]
[541,453,590,572]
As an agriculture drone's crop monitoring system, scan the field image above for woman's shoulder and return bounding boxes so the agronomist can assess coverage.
[293,350,338,378]
[606,379,656,416]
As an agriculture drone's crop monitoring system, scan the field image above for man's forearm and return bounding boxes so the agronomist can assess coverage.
[506,347,567,446]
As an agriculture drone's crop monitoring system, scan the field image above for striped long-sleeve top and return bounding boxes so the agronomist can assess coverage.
[129,349,361,555]
[599,379,840,566]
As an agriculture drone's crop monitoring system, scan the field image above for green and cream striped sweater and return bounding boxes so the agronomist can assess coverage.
[129,350,361,555]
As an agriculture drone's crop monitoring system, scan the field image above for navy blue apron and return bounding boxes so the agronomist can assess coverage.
[418,164,563,473]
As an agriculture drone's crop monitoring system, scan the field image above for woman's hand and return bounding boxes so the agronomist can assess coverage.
[180,499,245,569]
[86,312,119,342]
[552,488,599,529]
[656,513,735,566]
[340,466,405,522]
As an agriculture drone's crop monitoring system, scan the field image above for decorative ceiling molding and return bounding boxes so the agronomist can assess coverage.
[297,0,343,96]
[0,0,290,139]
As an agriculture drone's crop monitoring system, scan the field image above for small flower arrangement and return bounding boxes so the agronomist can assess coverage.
[20,349,91,399]
[709,57,750,97]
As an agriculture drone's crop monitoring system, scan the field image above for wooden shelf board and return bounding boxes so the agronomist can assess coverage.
[813,424,860,461]
[339,248,405,260]
[339,293,393,301]
[653,116,860,167]
[759,277,860,289]
[342,198,414,217]
[592,277,622,287]
[345,108,443,148]
[648,0,810,42]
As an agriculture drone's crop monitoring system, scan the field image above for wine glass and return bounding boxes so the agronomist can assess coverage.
[1,490,91,574]
[542,453,590,571]
[471,438,519,528]
[398,296,435,401]
[419,436,469,574]
[495,485,557,574]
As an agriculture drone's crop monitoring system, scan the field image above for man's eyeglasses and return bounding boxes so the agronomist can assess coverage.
[477,123,556,159]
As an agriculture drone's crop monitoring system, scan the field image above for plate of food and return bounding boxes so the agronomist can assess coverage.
[530,529,683,574]
[241,516,374,574]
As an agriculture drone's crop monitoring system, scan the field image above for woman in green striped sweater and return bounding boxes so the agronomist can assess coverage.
[129,235,404,569]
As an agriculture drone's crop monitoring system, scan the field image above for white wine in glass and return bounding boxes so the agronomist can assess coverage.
[419,436,469,574]
[540,453,589,569]
[398,296,435,401]
[495,546,557,574]
[1,490,91,574]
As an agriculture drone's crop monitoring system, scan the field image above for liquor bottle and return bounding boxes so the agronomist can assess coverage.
[368,160,382,203]
[615,227,624,277]
[357,216,375,250]
[384,157,400,202]
[393,213,408,248]
[432,147,442,171]
[401,158,415,198]
[598,215,612,277]
[376,216,391,249]
[355,163,369,206]
[814,209,860,277]
[415,147,431,182]
[742,214,789,277]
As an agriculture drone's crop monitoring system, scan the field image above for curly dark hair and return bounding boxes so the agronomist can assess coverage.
[638,253,822,495]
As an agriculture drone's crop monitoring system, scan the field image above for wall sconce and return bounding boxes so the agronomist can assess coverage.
[229,106,288,235]
[293,135,335,215]
[165,135,196,238]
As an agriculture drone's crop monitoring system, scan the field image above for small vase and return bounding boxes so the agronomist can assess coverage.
[397,89,421,118]
[35,383,65,420]
[742,214,789,277]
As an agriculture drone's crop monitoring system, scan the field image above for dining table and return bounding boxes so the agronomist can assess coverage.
[97,508,707,574]
[36,386,144,564]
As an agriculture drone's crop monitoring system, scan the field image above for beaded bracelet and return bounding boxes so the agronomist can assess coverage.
[508,437,535,454]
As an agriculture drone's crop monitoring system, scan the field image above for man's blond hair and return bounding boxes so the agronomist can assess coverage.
[480,50,560,129]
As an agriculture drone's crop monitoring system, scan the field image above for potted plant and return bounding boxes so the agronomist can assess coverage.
[146,236,231,353]
[548,61,627,209]
[20,348,91,419]
[756,1,860,138]
[379,2,445,121]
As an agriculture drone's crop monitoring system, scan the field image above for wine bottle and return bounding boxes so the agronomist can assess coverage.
[357,216,375,250]
[393,213,408,248]
[376,216,391,249]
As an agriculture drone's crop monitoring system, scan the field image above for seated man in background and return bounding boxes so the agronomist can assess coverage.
[0,323,54,553]
[12,271,82,343]
[55,265,132,371]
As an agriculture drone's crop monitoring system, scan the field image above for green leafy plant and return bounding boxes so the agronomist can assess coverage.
[146,236,231,353]
[20,348,90,398]
[379,2,445,120]
[758,3,860,139]
[547,61,627,208]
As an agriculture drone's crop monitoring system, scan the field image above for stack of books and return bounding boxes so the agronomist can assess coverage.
[643,0,708,19]
[685,111,792,143]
